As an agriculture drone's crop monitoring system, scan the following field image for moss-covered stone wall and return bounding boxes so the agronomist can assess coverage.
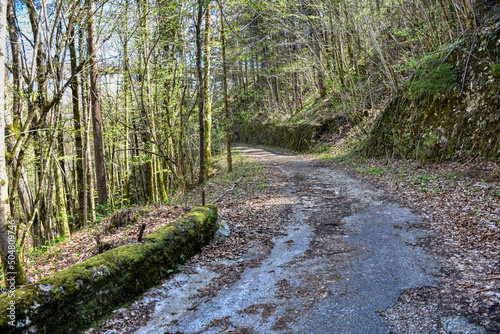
[0,204,218,334]
[235,118,341,152]
[364,23,500,161]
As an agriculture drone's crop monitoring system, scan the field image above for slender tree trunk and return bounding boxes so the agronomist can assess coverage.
[54,161,70,237]
[78,25,94,225]
[196,0,205,185]
[84,115,96,223]
[55,111,70,235]
[69,23,85,227]
[220,2,232,172]
[6,0,33,237]
[123,0,131,203]
[6,0,20,123]
[178,84,187,197]
[57,122,74,232]
[87,0,107,208]
[204,0,212,177]
[0,0,27,285]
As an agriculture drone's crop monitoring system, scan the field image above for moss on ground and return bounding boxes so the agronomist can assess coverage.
[0,204,217,334]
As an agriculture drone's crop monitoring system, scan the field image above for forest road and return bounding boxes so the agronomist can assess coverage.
[136,146,486,334]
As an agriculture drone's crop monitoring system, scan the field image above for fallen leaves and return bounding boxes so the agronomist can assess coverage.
[341,156,500,330]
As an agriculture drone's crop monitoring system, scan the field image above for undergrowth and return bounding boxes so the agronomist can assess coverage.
[407,53,457,95]
[172,148,267,207]
[1,148,262,289]
[311,109,380,162]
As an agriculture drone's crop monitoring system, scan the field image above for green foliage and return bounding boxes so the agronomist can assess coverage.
[26,236,68,261]
[357,167,388,177]
[408,55,456,94]
[398,169,408,175]
[314,144,330,154]
[93,203,113,225]
[492,63,500,77]
[423,129,439,148]
[411,173,436,184]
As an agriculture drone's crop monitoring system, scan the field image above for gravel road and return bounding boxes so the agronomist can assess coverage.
[135,146,488,334]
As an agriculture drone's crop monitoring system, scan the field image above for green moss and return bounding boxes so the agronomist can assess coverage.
[0,205,218,334]
[408,57,456,95]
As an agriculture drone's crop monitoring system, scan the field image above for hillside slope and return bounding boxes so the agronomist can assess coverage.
[365,21,500,161]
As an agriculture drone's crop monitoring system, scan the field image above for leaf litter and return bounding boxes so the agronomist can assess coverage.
[338,157,500,330]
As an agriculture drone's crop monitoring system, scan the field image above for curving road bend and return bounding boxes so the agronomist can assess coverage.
[136,146,486,334]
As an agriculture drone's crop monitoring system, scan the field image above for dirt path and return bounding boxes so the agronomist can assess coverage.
[95,147,491,333]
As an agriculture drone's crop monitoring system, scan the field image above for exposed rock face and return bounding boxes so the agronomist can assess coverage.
[366,21,500,161]
[236,122,324,151]
[234,117,345,152]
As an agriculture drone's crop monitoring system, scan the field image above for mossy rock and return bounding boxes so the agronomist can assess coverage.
[364,23,500,161]
[107,207,148,231]
[235,118,344,152]
[0,204,218,334]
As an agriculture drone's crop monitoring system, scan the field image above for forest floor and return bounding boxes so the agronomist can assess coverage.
[78,145,500,333]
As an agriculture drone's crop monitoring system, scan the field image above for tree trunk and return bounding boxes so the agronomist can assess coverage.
[196,0,205,185]
[204,0,212,177]
[5,1,32,238]
[123,0,131,203]
[54,160,70,237]
[69,23,85,227]
[0,0,27,285]
[6,0,21,123]
[220,2,232,172]
[87,0,107,209]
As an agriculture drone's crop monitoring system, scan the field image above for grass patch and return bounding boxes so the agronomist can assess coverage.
[492,63,500,77]
[357,167,389,177]
[172,148,268,207]
[411,173,437,184]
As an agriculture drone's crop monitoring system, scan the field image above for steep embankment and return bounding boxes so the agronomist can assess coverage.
[236,122,323,152]
[365,21,500,161]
